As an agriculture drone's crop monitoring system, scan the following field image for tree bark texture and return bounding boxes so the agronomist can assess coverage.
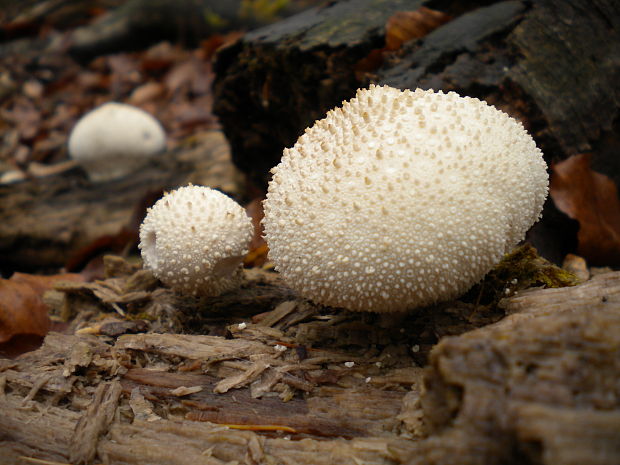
[213,0,422,187]
[213,0,620,187]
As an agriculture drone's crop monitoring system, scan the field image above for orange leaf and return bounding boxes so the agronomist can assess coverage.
[385,7,452,51]
[199,32,243,61]
[244,198,269,268]
[356,7,451,76]
[0,272,85,344]
[128,82,166,106]
[550,153,620,265]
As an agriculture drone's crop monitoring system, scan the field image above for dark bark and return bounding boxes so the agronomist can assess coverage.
[407,271,620,465]
[213,0,620,189]
[213,0,421,188]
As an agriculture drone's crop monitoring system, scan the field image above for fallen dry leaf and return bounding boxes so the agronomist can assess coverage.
[22,79,44,99]
[562,254,590,282]
[199,31,244,60]
[4,96,42,141]
[550,153,620,265]
[129,81,166,105]
[355,7,451,77]
[0,272,85,344]
[244,198,269,268]
[385,7,452,51]
[164,57,212,96]
[0,334,46,358]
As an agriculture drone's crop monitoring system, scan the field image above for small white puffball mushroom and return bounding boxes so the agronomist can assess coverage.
[68,102,166,182]
[263,85,549,313]
[139,185,253,297]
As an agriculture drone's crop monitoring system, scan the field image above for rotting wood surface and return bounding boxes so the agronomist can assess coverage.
[1,266,619,465]
[213,0,421,187]
[213,0,620,190]
[0,131,242,273]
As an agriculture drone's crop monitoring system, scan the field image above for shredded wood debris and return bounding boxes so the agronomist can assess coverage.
[1,255,618,464]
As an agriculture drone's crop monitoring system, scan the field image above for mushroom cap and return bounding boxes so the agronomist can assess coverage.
[139,185,253,297]
[263,85,549,312]
[68,102,166,182]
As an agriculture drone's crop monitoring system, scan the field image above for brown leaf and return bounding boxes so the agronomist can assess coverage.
[22,79,44,99]
[385,7,452,51]
[0,272,85,344]
[199,32,244,60]
[129,82,166,105]
[562,254,589,282]
[550,153,620,265]
[164,58,212,96]
[168,100,214,132]
[355,7,451,77]
[0,334,45,359]
[4,97,42,141]
[244,198,269,268]
[140,42,184,73]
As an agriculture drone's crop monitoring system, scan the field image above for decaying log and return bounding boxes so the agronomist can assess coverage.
[0,329,421,464]
[213,0,419,187]
[213,0,620,187]
[0,130,242,274]
[406,271,620,465]
[1,269,619,464]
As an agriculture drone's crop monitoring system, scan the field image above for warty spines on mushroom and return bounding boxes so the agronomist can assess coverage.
[139,185,253,297]
[263,85,549,313]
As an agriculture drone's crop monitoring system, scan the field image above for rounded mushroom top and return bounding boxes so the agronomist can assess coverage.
[68,102,166,182]
[139,185,253,297]
[263,85,548,312]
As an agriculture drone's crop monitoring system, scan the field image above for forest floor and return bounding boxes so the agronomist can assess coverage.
[1,2,619,464]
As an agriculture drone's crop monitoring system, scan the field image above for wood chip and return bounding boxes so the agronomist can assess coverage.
[116,333,274,362]
[254,300,297,327]
[69,380,122,464]
[129,387,160,423]
[169,385,203,396]
[214,359,272,394]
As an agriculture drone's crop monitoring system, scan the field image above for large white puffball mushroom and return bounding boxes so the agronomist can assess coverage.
[263,85,549,313]
[139,185,253,297]
[68,102,166,182]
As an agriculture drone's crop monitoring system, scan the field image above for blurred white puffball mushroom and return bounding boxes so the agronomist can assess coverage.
[139,185,253,297]
[263,85,549,313]
[68,102,166,182]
